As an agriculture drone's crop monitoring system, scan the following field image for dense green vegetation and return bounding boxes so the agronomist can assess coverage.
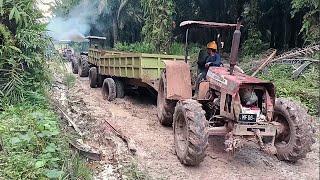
[0,101,92,179]
[52,0,319,54]
[259,64,319,115]
[0,0,91,179]
[0,0,50,105]
[0,0,318,178]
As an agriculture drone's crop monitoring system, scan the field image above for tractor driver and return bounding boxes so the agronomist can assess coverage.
[204,41,222,68]
[194,41,222,97]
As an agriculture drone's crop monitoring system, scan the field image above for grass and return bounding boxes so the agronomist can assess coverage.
[122,161,151,180]
[0,54,92,179]
[63,73,76,89]
[0,99,93,179]
[258,64,319,116]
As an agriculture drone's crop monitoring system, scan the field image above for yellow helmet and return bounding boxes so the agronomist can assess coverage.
[207,41,217,50]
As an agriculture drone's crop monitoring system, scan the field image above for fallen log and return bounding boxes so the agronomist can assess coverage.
[271,44,320,62]
[69,139,102,161]
[292,61,313,79]
[251,50,277,77]
[103,119,137,154]
[55,105,84,136]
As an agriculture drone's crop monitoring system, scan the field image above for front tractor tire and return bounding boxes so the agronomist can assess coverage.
[102,78,116,101]
[157,71,176,126]
[274,98,315,162]
[173,99,209,166]
[78,55,89,77]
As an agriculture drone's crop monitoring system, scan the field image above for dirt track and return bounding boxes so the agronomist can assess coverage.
[68,73,319,180]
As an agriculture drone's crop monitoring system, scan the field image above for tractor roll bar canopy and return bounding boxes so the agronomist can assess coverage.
[85,36,107,49]
[180,20,243,63]
[85,36,107,40]
[180,21,241,29]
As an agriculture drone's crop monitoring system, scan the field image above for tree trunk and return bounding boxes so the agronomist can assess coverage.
[112,17,118,47]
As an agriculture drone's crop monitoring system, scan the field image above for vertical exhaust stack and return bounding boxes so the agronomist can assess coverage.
[229,17,243,75]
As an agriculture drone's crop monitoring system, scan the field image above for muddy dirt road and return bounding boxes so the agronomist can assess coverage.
[68,74,319,180]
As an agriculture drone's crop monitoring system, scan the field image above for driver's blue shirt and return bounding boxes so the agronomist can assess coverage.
[206,53,221,67]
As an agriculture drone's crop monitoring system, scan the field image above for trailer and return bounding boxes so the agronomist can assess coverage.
[71,36,186,101]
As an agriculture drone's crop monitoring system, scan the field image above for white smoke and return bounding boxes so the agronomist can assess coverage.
[47,0,100,42]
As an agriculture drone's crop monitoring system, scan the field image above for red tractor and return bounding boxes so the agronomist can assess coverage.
[157,18,315,166]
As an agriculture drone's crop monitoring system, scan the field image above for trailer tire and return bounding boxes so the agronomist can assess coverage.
[71,57,78,74]
[78,55,89,77]
[114,79,125,98]
[102,78,116,101]
[97,74,104,88]
[274,98,315,162]
[173,99,208,166]
[89,67,98,88]
[157,70,176,126]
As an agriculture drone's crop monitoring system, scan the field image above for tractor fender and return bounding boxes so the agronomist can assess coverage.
[162,60,192,100]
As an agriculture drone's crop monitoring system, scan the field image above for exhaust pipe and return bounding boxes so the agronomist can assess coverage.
[229,17,243,75]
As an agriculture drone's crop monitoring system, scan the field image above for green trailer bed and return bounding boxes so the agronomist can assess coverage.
[88,48,185,90]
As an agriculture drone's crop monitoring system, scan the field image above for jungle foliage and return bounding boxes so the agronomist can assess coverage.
[259,64,319,116]
[0,0,49,105]
[52,0,319,55]
[0,0,91,179]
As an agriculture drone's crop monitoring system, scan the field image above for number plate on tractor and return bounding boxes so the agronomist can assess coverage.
[239,114,257,123]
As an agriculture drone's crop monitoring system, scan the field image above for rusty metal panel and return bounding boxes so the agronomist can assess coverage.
[164,61,192,100]
[198,81,210,100]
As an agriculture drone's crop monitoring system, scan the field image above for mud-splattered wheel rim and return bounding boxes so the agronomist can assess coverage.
[175,111,188,153]
[274,111,291,145]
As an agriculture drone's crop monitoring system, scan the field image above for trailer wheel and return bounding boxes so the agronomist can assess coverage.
[114,79,125,98]
[89,67,98,88]
[78,55,89,77]
[102,78,116,101]
[274,98,315,162]
[157,70,176,126]
[97,74,104,88]
[173,99,208,166]
[71,57,78,74]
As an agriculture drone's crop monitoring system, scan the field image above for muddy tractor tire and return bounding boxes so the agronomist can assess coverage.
[78,55,89,77]
[273,98,315,162]
[102,78,116,101]
[114,79,125,98]
[71,58,78,74]
[89,67,98,88]
[157,71,177,126]
[173,99,209,166]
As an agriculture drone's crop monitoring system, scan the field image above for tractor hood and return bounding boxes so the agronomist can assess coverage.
[206,67,275,97]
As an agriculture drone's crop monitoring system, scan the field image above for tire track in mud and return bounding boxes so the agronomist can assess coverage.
[70,74,319,180]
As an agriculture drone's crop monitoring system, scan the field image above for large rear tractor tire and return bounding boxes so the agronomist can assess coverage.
[274,98,315,162]
[173,99,209,166]
[157,71,176,126]
[114,79,125,98]
[71,57,78,74]
[78,55,89,77]
[102,78,116,101]
[89,67,98,88]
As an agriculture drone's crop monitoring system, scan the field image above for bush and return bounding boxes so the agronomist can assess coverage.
[242,29,267,56]
[0,94,92,179]
[259,65,319,115]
